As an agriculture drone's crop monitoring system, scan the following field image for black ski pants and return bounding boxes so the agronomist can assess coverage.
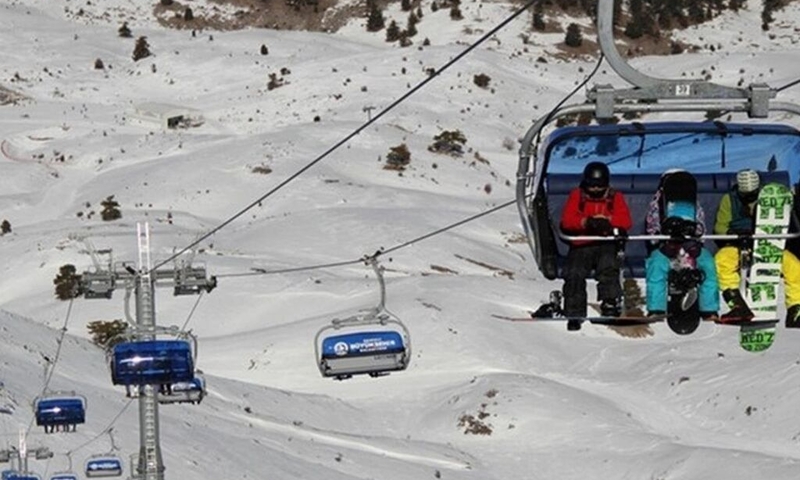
[562,242,622,317]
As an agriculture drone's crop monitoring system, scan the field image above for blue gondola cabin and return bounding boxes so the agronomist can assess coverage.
[35,396,85,433]
[320,330,408,380]
[49,474,78,480]
[85,456,122,478]
[111,340,194,386]
[158,375,206,405]
[5,474,41,480]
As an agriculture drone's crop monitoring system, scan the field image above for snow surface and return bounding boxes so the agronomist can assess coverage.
[1,0,800,479]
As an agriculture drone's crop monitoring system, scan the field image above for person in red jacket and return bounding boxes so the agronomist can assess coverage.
[560,162,632,330]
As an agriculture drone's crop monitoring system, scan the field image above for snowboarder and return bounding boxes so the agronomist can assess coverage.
[559,162,632,330]
[782,182,800,328]
[713,168,760,322]
[644,170,719,319]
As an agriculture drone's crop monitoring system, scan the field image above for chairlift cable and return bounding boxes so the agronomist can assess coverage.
[64,400,133,457]
[151,0,544,273]
[380,198,518,256]
[41,455,51,479]
[777,76,800,92]
[26,297,75,438]
[41,297,74,391]
[219,258,365,278]
[180,290,204,332]
[535,52,605,148]
[216,194,531,279]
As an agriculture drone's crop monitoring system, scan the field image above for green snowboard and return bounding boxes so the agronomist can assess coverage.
[740,182,793,352]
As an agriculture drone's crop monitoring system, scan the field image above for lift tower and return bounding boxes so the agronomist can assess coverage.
[80,223,215,480]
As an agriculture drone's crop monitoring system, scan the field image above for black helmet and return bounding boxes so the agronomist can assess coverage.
[581,162,610,189]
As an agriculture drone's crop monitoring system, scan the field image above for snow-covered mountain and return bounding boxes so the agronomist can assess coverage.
[2,0,800,479]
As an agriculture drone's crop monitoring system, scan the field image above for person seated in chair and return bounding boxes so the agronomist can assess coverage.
[645,170,719,319]
[714,169,760,322]
[559,161,632,330]
[783,181,800,328]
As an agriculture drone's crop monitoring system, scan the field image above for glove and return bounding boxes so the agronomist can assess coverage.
[663,217,696,239]
[659,240,681,259]
[585,217,613,236]
[728,217,753,233]
[683,240,701,259]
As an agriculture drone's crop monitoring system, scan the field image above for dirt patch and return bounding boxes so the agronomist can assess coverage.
[0,85,28,105]
[153,0,365,32]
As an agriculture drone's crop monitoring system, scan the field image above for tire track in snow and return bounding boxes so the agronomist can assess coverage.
[226,410,474,471]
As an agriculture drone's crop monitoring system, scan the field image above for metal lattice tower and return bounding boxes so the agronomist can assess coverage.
[79,222,216,480]
[135,224,164,480]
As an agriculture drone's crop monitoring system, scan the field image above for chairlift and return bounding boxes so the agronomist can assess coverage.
[48,474,78,480]
[2,472,41,480]
[110,339,194,387]
[172,262,216,296]
[84,455,123,478]
[158,371,206,405]
[516,0,800,282]
[47,452,78,480]
[5,474,41,480]
[314,257,411,380]
[33,393,86,433]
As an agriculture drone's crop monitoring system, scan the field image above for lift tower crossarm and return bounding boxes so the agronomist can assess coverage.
[590,0,775,118]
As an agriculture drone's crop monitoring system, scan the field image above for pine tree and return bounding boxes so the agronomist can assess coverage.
[624,19,644,39]
[366,0,385,32]
[450,5,463,20]
[729,0,746,11]
[100,196,122,221]
[532,3,546,31]
[87,320,128,349]
[428,130,467,156]
[762,0,780,31]
[385,143,411,170]
[132,36,151,61]
[407,11,419,37]
[687,2,705,23]
[386,20,400,42]
[401,0,412,11]
[564,23,583,47]
[118,22,132,38]
[54,264,82,300]
[1,220,10,234]
[184,7,194,21]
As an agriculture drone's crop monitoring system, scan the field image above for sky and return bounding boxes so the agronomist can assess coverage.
[1,0,800,479]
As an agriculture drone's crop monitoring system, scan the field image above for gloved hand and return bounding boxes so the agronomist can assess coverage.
[585,217,613,236]
[728,217,753,233]
[663,217,697,239]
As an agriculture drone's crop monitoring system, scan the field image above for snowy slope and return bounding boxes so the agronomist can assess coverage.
[1,0,800,479]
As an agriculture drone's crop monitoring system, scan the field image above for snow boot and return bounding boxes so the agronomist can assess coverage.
[700,311,719,321]
[786,304,800,328]
[720,289,754,323]
[600,298,622,317]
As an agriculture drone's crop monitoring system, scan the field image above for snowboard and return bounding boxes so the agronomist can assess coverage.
[492,313,665,326]
[738,181,792,352]
[661,171,703,335]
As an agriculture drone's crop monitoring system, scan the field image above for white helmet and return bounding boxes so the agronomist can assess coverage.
[661,168,686,177]
[736,169,760,193]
